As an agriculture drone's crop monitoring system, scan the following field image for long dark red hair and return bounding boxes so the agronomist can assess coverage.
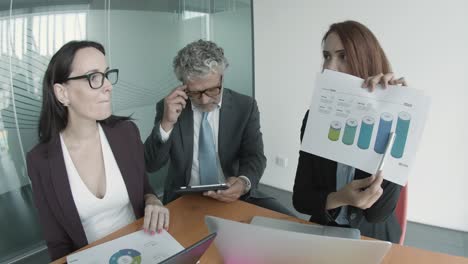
[323,20,392,79]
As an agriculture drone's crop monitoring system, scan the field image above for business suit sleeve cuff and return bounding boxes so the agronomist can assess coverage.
[238,176,252,194]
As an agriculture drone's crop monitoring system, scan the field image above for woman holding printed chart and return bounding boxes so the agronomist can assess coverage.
[293,21,405,243]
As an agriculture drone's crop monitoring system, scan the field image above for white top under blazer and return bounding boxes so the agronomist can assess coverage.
[60,124,135,243]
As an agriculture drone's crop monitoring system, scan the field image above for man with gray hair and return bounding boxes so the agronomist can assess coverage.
[144,39,292,215]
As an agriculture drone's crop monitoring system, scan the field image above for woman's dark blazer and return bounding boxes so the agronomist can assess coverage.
[26,120,155,260]
[292,111,402,243]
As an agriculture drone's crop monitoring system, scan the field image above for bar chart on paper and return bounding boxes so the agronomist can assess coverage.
[327,111,411,158]
[301,70,430,186]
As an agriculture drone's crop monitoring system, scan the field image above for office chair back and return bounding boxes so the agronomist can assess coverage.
[395,184,408,245]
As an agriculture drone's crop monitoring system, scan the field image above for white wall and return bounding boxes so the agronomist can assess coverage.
[254,0,468,231]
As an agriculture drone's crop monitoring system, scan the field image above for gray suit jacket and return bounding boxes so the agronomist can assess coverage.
[144,88,266,203]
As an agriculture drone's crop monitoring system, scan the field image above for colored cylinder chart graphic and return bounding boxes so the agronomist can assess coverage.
[342,118,358,145]
[374,112,394,154]
[391,111,411,158]
[357,116,375,150]
[109,249,142,264]
[328,121,342,141]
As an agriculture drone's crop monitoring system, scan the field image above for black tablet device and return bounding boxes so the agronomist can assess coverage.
[174,183,229,194]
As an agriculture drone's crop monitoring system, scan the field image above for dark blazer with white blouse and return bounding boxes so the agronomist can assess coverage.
[27,120,155,261]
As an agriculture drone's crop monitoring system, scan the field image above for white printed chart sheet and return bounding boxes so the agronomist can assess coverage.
[301,70,430,186]
[67,230,184,264]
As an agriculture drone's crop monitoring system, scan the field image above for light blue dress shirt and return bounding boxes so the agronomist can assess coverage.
[335,163,356,225]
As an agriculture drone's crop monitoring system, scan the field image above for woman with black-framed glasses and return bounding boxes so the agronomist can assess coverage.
[26,40,169,261]
[64,68,119,89]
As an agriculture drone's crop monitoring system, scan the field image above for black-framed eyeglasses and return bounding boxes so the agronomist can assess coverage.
[64,69,119,89]
[185,76,223,99]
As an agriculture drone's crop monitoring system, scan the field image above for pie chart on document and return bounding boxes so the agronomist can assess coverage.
[108,248,142,264]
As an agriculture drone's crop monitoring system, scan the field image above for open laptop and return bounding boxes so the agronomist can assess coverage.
[205,216,391,264]
[160,232,216,264]
[250,216,360,239]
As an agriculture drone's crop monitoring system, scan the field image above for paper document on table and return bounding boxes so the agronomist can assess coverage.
[67,230,184,264]
[301,70,431,186]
